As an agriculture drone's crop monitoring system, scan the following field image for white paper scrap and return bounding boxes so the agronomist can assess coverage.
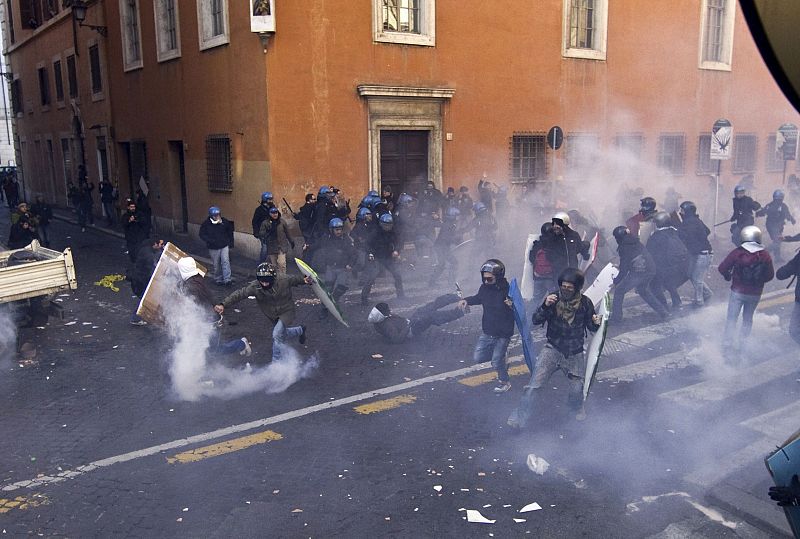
[526,454,550,475]
[519,502,542,513]
[433,485,442,492]
[465,510,495,524]
[513,518,527,523]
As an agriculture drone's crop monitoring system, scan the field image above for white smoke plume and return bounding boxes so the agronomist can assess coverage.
[0,308,16,367]
[160,275,318,401]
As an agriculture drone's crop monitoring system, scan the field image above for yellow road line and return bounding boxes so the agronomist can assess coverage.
[459,364,530,387]
[0,494,48,514]
[166,430,282,464]
[758,294,795,310]
[354,394,417,415]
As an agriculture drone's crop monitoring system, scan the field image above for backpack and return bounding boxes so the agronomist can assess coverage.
[738,259,770,285]
[533,247,554,277]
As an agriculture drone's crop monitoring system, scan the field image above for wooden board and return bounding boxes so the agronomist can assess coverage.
[136,242,207,325]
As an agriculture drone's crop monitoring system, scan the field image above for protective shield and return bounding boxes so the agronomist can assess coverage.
[583,262,619,309]
[509,278,535,372]
[295,257,349,327]
[519,233,539,301]
[765,428,800,537]
[136,242,207,325]
[583,292,610,401]
[579,232,600,273]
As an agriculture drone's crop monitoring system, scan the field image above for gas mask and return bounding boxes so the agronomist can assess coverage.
[257,276,275,289]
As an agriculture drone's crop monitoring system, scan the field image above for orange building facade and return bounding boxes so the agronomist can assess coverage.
[5,0,800,252]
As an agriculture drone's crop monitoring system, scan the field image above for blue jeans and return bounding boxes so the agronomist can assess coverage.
[214,337,246,355]
[272,318,304,362]
[724,290,761,345]
[473,333,511,382]
[688,253,713,305]
[209,246,231,284]
[259,238,269,264]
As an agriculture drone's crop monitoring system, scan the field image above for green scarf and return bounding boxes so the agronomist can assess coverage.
[555,293,582,324]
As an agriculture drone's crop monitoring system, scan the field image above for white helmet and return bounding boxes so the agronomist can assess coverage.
[552,211,570,227]
[740,225,762,244]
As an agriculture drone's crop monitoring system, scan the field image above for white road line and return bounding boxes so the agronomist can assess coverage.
[597,351,693,383]
[739,401,800,440]
[1,358,512,493]
[658,355,798,409]
[684,437,779,489]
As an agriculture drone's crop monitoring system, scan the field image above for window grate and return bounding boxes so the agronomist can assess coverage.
[614,134,644,159]
[89,45,102,93]
[206,135,232,192]
[696,134,716,174]
[658,134,686,176]
[165,0,177,50]
[126,0,141,63]
[66,54,78,99]
[568,0,595,49]
[382,0,420,33]
[703,0,725,62]
[733,134,757,174]
[211,0,225,37]
[765,134,783,173]
[510,133,547,184]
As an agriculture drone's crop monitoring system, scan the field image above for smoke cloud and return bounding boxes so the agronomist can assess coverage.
[160,274,318,401]
[0,308,16,368]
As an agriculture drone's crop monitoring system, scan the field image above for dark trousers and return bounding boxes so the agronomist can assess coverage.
[409,293,463,335]
[612,271,668,320]
[361,258,404,302]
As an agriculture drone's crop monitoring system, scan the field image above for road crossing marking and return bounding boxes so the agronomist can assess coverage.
[166,430,283,464]
[458,364,530,387]
[354,395,417,414]
[739,401,800,440]
[597,350,692,383]
[756,294,795,310]
[658,355,798,409]
[0,494,48,514]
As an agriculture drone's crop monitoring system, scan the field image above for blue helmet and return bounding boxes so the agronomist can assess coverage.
[366,195,383,211]
[360,194,376,207]
[397,193,414,206]
[773,189,785,200]
[473,202,487,214]
[318,186,331,198]
[328,217,344,229]
[367,190,379,197]
[444,206,460,220]
[261,191,273,203]
[209,206,221,216]
[379,213,394,225]
[357,207,372,221]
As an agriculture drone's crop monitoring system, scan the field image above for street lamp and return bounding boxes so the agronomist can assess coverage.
[64,0,107,36]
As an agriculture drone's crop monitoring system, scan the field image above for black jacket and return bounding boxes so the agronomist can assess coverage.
[368,227,400,260]
[776,251,800,303]
[550,227,589,277]
[30,201,53,226]
[131,240,159,297]
[533,293,599,357]
[199,217,234,250]
[614,235,655,284]
[646,227,689,278]
[464,278,514,338]
[731,196,761,226]
[757,200,795,232]
[7,223,37,249]
[372,315,411,344]
[251,204,273,236]
[123,210,148,246]
[313,233,357,270]
[678,214,712,255]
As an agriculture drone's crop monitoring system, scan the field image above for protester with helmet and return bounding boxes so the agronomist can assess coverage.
[550,211,590,279]
[361,212,405,305]
[215,262,312,362]
[199,206,235,286]
[646,211,690,310]
[610,225,670,322]
[756,189,796,263]
[367,294,467,344]
[312,218,357,309]
[529,222,559,308]
[457,186,474,221]
[677,201,714,307]
[718,226,774,354]
[458,260,515,393]
[626,196,658,237]
[252,192,276,263]
[429,206,465,286]
[469,201,497,254]
[730,185,762,247]
[177,257,251,358]
[508,268,600,428]
[258,206,294,275]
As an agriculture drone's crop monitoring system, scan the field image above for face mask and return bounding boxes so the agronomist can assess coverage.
[560,285,576,300]
[211,216,221,223]
[368,307,386,324]
[258,277,274,288]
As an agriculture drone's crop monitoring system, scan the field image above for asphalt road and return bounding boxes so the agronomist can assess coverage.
[1,209,798,537]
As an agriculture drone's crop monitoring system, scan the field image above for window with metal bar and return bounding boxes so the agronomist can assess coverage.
[123,0,142,65]
[66,54,78,98]
[657,134,686,176]
[510,134,547,184]
[614,134,644,159]
[206,135,232,192]
[696,134,716,174]
[382,0,420,33]
[211,0,224,36]
[765,134,784,173]
[732,134,757,174]
[89,44,102,94]
[53,60,64,102]
[165,0,177,49]
[703,0,725,63]
[37,66,50,106]
[568,0,595,49]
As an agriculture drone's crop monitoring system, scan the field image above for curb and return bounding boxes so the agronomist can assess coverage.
[705,482,793,537]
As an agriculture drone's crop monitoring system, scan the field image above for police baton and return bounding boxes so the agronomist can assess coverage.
[714,218,733,227]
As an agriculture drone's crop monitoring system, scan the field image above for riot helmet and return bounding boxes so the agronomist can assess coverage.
[552,211,571,227]
[444,207,460,220]
[480,259,505,284]
[740,225,762,244]
[367,190,380,198]
[356,207,372,222]
[612,225,630,243]
[256,262,278,287]
[473,202,488,215]
[773,189,785,200]
[652,211,672,229]
[540,222,554,237]
[261,192,273,203]
[209,206,221,216]
[734,185,746,196]
[379,212,394,230]
[640,197,657,213]
[679,200,697,216]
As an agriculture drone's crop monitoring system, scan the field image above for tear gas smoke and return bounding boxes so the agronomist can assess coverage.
[0,308,16,367]
[161,274,318,401]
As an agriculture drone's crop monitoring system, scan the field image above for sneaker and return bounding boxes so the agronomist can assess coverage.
[239,338,252,357]
[493,381,512,393]
[575,406,587,421]
[299,325,307,345]
[130,319,147,326]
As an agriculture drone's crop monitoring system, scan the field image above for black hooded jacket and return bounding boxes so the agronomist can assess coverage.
[464,278,514,338]
[614,234,655,284]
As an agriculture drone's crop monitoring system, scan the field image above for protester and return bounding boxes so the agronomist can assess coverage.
[368,294,467,343]
[8,216,38,249]
[30,196,53,247]
[122,199,148,263]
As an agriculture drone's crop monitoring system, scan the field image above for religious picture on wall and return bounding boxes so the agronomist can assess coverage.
[253,0,271,16]
[251,0,276,32]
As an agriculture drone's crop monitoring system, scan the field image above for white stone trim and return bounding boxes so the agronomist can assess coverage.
[357,85,455,99]
[561,0,608,61]
[698,0,735,71]
[154,0,182,62]
[197,0,230,51]
[372,0,435,47]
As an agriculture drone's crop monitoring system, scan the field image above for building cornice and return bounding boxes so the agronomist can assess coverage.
[357,85,455,99]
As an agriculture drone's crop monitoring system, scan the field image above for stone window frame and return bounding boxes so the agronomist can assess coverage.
[196,0,230,51]
[154,0,181,62]
[120,0,144,72]
[372,0,436,47]
[562,0,608,61]
[698,0,735,71]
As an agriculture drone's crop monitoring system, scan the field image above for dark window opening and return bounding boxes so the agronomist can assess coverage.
[206,135,232,192]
